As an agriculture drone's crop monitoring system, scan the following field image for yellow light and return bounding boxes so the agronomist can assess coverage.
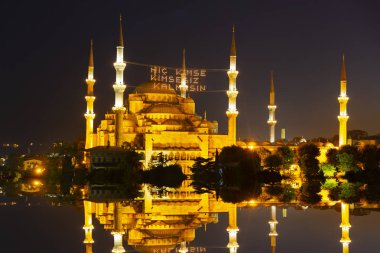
[33,180,42,186]
[248,145,254,150]
[35,168,44,175]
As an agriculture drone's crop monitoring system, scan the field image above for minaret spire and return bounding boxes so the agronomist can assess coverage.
[179,48,188,98]
[338,54,349,147]
[267,71,277,143]
[118,14,124,47]
[84,40,96,163]
[226,25,239,145]
[83,200,94,253]
[227,205,239,253]
[340,202,351,253]
[341,54,346,81]
[268,206,278,253]
[113,15,127,147]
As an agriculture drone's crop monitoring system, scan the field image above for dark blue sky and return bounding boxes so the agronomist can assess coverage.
[0,0,379,144]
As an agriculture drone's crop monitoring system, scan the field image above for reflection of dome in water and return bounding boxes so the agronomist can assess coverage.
[132,245,176,253]
[134,82,177,94]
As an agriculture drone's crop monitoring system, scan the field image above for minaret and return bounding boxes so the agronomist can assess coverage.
[227,205,239,253]
[340,202,351,253]
[267,71,277,143]
[112,15,127,147]
[83,200,94,253]
[226,26,239,145]
[112,202,126,253]
[268,206,278,253]
[178,241,188,253]
[338,54,349,147]
[179,48,188,98]
[84,40,96,162]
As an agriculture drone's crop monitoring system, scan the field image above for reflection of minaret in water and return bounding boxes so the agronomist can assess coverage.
[227,205,239,253]
[112,202,126,253]
[178,241,188,253]
[340,202,351,253]
[83,200,94,253]
[268,206,278,253]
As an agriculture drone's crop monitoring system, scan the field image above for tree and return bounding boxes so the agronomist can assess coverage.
[339,182,360,203]
[337,153,357,173]
[277,146,295,170]
[348,130,368,140]
[361,145,379,172]
[319,163,336,177]
[326,148,339,167]
[264,154,282,171]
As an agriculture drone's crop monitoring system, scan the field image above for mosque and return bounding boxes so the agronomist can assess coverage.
[83,16,349,169]
[83,17,239,169]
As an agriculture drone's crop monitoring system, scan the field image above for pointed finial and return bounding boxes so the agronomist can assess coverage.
[341,53,346,81]
[118,14,124,47]
[89,39,94,67]
[230,25,236,57]
[182,48,186,70]
[270,71,275,92]
[203,110,207,120]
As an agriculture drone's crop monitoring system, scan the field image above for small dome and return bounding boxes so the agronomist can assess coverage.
[134,81,177,95]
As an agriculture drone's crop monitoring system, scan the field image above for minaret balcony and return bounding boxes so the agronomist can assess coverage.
[338,96,349,102]
[226,110,239,116]
[113,84,126,92]
[84,113,95,119]
[227,70,239,77]
[268,105,277,110]
[338,115,349,121]
[112,106,126,112]
[227,90,238,97]
[269,232,278,236]
[267,120,277,124]
[85,96,96,102]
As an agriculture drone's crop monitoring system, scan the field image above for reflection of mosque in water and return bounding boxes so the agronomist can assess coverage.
[81,186,351,253]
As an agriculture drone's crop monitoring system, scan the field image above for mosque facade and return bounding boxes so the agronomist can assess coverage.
[84,17,238,169]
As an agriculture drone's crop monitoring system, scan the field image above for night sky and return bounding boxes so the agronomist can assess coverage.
[1,0,379,145]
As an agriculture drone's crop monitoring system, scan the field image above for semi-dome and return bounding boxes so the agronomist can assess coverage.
[143,103,183,114]
[134,81,177,95]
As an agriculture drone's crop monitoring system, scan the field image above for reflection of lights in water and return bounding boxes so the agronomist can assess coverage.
[35,168,44,175]
[33,180,43,186]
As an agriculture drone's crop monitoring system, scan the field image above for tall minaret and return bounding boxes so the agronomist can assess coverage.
[112,15,127,147]
[226,26,239,145]
[268,206,278,253]
[179,48,188,98]
[267,72,277,143]
[178,241,188,253]
[227,205,239,253]
[84,40,96,161]
[340,202,351,253]
[338,54,349,147]
[83,200,94,253]
[112,202,126,253]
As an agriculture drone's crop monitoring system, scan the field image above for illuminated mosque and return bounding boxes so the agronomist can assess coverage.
[84,17,239,169]
[83,15,350,168]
